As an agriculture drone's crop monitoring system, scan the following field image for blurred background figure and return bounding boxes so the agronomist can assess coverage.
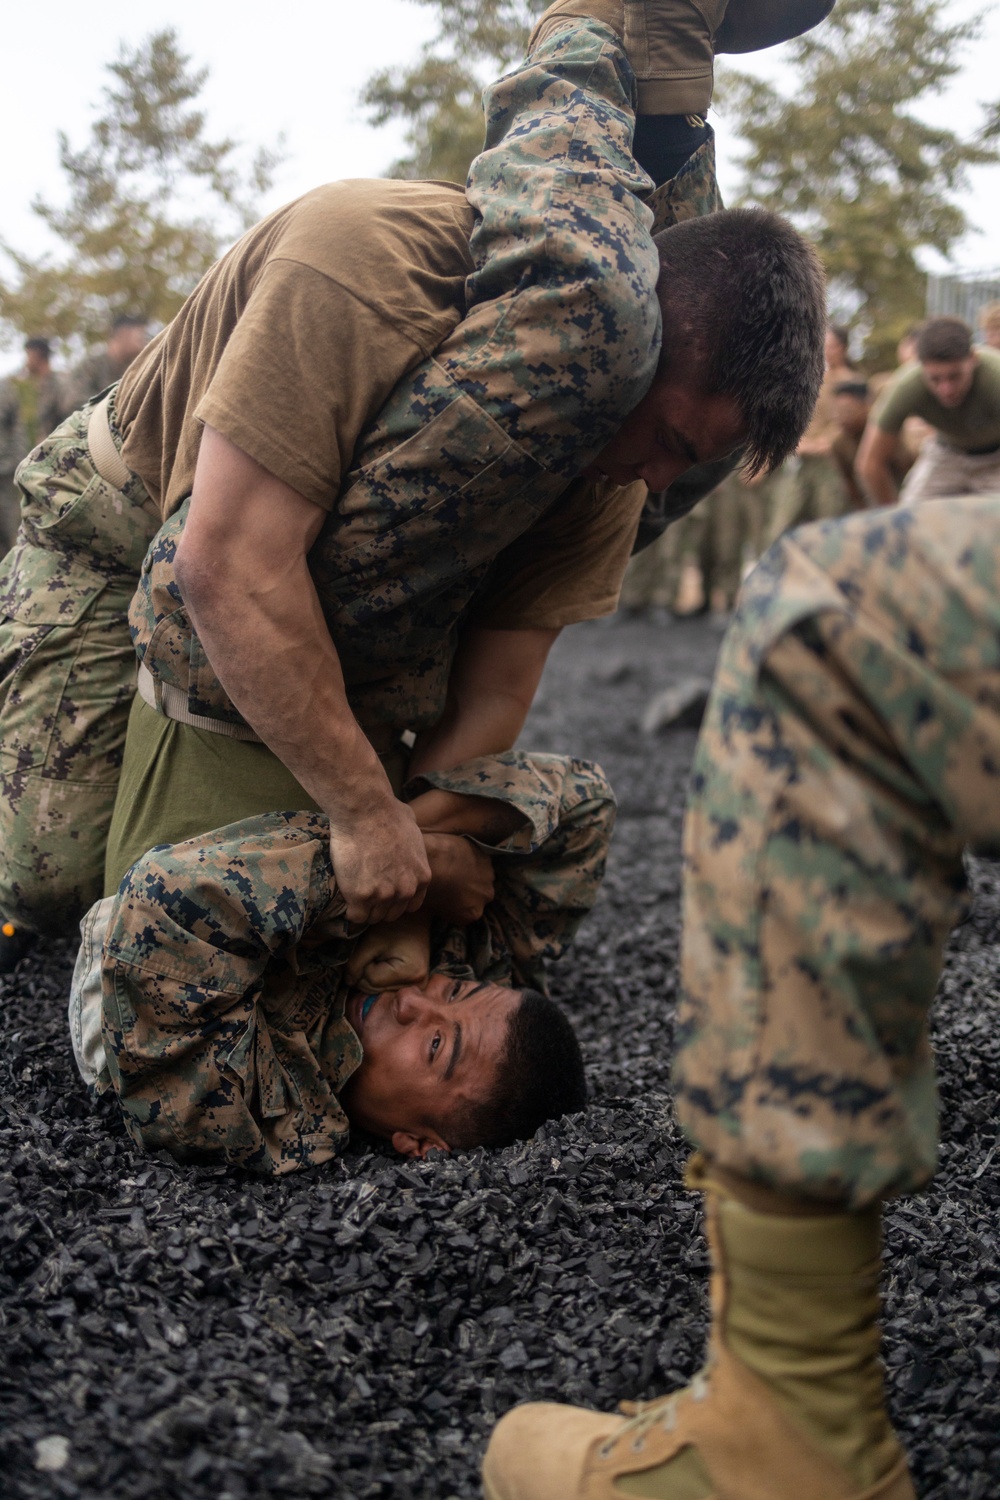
[859,315,1000,507]
[688,472,771,617]
[62,314,149,414]
[829,377,874,510]
[978,300,1000,352]
[868,323,930,474]
[869,324,920,400]
[619,468,771,623]
[762,322,854,546]
[0,337,64,552]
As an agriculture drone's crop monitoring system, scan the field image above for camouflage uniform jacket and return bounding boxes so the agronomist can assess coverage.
[100,751,615,1175]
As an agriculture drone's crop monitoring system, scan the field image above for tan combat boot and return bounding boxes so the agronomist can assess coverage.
[528,2,722,116]
[481,1157,915,1500]
[529,2,837,117]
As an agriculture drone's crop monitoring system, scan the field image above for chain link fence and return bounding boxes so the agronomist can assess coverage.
[926,270,1000,334]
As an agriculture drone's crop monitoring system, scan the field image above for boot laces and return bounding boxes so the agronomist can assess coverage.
[597,1368,711,1461]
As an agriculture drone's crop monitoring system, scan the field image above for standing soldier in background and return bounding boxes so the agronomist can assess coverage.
[484,492,1000,1500]
[828,377,874,510]
[978,299,1000,353]
[764,321,854,545]
[619,464,765,622]
[868,325,920,400]
[62,315,149,414]
[858,315,1000,506]
[0,338,64,552]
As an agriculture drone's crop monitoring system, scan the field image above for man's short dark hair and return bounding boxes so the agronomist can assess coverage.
[448,990,586,1150]
[917,316,973,364]
[24,336,51,359]
[828,322,851,353]
[110,313,147,332]
[653,207,827,476]
[834,379,869,401]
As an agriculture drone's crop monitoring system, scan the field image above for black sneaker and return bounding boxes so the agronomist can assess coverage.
[0,919,36,974]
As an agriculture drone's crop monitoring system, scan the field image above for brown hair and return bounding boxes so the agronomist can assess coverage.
[654,208,826,476]
[916,316,973,363]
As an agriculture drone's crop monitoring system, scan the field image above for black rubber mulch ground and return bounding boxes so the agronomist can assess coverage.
[2,614,998,1499]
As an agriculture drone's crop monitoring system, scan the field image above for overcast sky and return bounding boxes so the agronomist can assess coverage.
[2,0,998,372]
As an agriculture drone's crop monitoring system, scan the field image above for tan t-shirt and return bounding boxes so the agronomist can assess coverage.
[472,476,647,628]
[117,177,644,632]
[117,179,474,516]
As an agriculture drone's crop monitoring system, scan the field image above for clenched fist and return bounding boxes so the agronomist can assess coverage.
[329,799,431,926]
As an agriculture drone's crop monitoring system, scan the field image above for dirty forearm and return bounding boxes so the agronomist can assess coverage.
[409,626,559,778]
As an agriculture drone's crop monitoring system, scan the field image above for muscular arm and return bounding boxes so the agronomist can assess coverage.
[174,424,430,925]
[400,627,559,929]
[408,625,559,778]
[857,423,902,507]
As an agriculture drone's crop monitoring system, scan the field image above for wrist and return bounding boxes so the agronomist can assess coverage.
[410,789,526,845]
[316,736,401,831]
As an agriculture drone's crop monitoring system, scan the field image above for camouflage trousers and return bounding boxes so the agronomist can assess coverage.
[675,496,1000,1208]
[899,433,1000,506]
[764,452,851,547]
[0,473,22,554]
[69,751,614,1175]
[0,396,160,932]
[620,475,765,614]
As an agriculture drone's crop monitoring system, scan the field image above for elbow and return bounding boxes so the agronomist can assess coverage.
[173,530,223,618]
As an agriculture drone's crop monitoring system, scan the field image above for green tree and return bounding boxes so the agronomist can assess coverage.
[718,0,998,366]
[362,0,543,182]
[0,29,281,354]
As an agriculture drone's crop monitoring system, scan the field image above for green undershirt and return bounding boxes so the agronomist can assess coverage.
[104,695,323,894]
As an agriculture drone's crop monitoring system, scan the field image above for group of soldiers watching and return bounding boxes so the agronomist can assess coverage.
[0,316,148,550]
[621,299,1000,617]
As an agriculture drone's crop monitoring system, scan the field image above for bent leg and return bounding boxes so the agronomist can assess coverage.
[351,20,661,494]
[676,496,1000,1207]
[410,750,616,989]
[0,401,160,932]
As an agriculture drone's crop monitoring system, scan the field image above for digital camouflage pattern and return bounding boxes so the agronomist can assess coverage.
[676,495,1000,1208]
[0,395,160,930]
[99,751,614,1174]
[0,371,68,550]
[0,15,720,924]
[131,22,715,736]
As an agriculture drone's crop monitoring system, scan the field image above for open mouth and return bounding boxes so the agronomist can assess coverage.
[348,990,380,1035]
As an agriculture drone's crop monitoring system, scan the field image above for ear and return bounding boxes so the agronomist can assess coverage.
[390,1128,450,1159]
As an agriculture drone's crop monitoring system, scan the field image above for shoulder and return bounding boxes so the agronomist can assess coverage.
[272,179,475,278]
[974,347,1000,387]
[872,363,923,428]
